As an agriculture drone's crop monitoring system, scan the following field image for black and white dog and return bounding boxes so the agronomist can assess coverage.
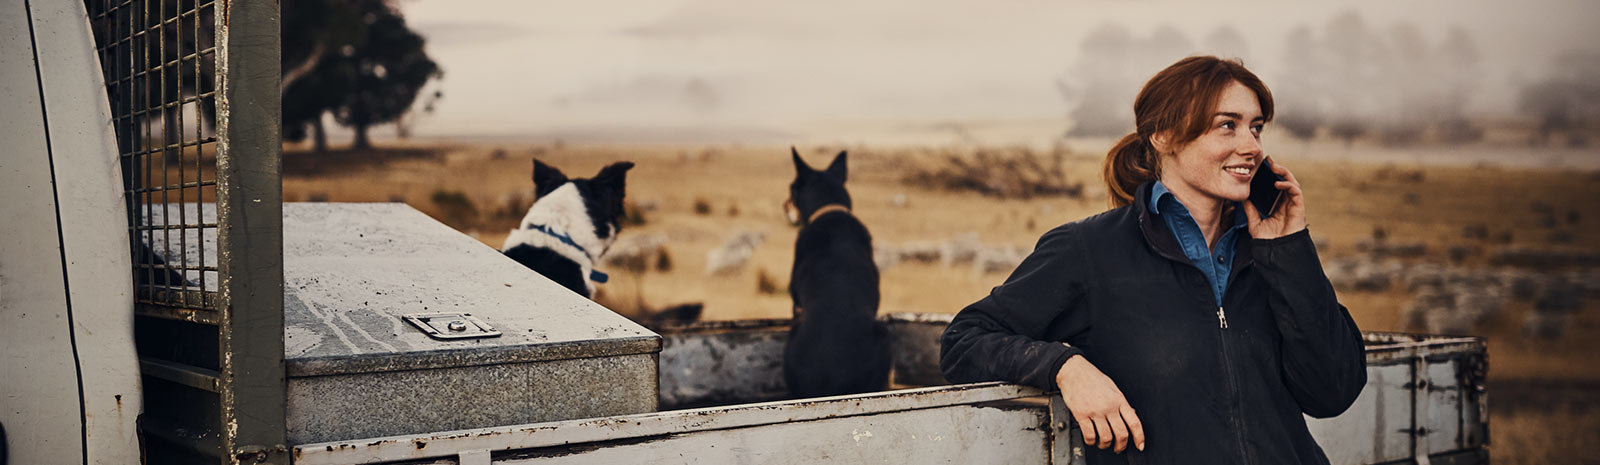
[502,159,633,298]
[783,148,890,398]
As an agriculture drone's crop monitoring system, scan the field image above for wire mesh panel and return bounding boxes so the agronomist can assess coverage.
[84,0,285,463]
[89,0,219,318]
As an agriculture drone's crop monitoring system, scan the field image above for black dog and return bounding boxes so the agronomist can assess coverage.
[502,159,632,298]
[783,148,890,398]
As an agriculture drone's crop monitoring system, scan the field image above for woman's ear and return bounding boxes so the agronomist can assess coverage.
[1148,132,1172,157]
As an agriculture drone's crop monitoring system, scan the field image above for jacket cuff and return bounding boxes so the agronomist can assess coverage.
[1029,341,1084,391]
[1251,228,1320,266]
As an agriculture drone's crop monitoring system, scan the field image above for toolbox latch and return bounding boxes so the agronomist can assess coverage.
[402,312,502,340]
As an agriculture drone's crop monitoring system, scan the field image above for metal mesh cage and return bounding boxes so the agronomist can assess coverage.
[84,0,286,462]
[87,0,220,317]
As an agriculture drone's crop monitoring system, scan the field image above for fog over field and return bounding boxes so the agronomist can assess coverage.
[385,0,1599,146]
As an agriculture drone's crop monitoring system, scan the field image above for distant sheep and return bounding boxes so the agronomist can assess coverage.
[706,231,766,276]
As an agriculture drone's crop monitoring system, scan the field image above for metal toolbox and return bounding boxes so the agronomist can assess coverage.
[141,203,662,445]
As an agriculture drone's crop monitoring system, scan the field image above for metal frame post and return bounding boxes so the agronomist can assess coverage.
[214,0,285,463]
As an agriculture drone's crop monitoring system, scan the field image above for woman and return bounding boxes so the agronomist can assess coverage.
[939,56,1366,464]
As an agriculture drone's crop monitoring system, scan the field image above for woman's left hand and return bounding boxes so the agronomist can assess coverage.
[1244,158,1308,239]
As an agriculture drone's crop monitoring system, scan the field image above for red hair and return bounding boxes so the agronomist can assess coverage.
[1102,56,1274,207]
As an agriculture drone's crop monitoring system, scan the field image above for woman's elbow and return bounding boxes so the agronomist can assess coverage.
[938,324,973,383]
[1300,364,1368,418]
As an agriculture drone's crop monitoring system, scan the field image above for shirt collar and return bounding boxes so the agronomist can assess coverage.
[1149,181,1248,229]
[1149,181,1173,214]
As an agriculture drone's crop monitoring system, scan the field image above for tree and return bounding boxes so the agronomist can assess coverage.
[281,0,364,152]
[1377,22,1428,146]
[1319,11,1383,147]
[1059,23,1195,138]
[1519,52,1600,146]
[1059,23,1138,137]
[1434,27,1484,144]
[280,0,441,151]
[1274,25,1325,142]
[331,1,442,150]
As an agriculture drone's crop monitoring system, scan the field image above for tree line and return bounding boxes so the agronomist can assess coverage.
[1060,11,1600,148]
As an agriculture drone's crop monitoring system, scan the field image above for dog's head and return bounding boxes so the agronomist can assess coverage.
[532,159,634,244]
[785,147,850,226]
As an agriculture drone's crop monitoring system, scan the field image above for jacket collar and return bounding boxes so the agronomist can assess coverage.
[1134,181,1255,272]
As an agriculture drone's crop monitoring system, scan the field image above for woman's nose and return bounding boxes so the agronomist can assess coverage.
[1237,132,1263,156]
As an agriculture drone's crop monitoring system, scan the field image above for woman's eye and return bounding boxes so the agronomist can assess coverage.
[1220,121,1236,130]
[1250,124,1264,135]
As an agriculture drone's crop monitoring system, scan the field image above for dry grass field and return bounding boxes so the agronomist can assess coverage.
[279,141,1599,464]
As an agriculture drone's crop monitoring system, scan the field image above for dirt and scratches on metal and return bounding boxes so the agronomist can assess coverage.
[1305,331,1488,465]
[658,320,789,409]
[656,313,955,408]
[292,382,1044,464]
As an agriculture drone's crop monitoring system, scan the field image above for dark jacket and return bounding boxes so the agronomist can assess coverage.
[940,182,1366,465]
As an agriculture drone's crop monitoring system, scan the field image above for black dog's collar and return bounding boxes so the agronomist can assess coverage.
[807,204,851,224]
[526,223,608,283]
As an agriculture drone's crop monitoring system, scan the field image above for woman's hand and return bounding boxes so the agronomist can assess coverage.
[1244,157,1308,239]
[1056,355,1145,453]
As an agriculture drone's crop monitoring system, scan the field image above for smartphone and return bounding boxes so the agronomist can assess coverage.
[1249,157,1285,217]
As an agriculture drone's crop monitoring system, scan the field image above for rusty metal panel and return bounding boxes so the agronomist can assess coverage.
[885,312,952,386]
[1306,333,1488,465]
[658,319,789,409]
[1048,396,1088,465]
[656,313,955,409]
[1308,364,1411,464]
[291,383,1046,464]
[1425,359,1462,455]
[494,403,1051,465]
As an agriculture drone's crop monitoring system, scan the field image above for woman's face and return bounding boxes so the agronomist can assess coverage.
[1159,80,1266,208]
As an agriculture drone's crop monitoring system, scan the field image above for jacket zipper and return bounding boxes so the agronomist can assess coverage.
[1217,275,1255,465]
[1179,262,1253,464]
[1215,309,1254,465]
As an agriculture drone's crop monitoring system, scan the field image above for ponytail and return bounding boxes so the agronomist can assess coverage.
[1102,132,1158,208]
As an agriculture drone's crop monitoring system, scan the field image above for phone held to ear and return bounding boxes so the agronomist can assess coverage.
[1249,157,1285,217]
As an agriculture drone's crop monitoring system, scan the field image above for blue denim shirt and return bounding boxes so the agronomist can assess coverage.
[1150,182,1249,306]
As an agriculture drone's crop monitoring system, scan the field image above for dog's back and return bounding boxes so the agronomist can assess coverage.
[786,213,888,397]
[783,149,890,398]
[503,244,588,296]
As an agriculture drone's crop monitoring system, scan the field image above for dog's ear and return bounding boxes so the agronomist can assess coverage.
[792,147,813,175]
[592,161,634,195]
[533,159,569,198]
[824,151,847,182]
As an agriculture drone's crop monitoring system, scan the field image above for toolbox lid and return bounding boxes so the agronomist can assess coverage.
[276,202,658,377]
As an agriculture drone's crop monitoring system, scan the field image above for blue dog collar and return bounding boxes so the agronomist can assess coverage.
[527,223,609,283]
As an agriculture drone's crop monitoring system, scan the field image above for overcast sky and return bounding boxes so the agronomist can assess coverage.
[391,0,1600,144]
